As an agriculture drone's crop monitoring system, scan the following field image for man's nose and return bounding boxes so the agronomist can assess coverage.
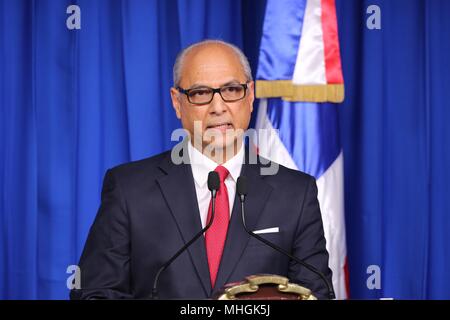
[208,92,227,114]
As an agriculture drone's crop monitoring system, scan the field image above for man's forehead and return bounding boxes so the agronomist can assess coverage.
[181,69,245,88]
[180,46,246,86]
[186,43,241,65]
[190,62,242,76]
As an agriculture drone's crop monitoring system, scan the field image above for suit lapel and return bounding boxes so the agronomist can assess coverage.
[156,152,212,296]
[213,157,274,292]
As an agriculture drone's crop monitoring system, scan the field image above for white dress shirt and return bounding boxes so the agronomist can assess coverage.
[188,142,244,228]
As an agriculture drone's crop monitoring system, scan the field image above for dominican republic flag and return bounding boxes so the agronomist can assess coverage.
[254,0,349,299]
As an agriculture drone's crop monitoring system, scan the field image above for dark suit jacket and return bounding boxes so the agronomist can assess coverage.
[70,148,333,299]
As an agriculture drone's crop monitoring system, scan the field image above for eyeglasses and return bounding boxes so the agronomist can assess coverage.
[177,83,248,105]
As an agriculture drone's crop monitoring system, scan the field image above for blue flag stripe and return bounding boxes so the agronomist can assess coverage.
[256,0,307,80]
[265,99,341,178]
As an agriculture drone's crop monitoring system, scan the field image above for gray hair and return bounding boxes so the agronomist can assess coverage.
[173,39,253,87]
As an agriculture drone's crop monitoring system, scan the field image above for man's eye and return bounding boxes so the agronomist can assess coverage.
[223,86,242,93]
[189,89,210,97]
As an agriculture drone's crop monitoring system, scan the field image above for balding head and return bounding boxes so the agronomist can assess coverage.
[173,40,253,87]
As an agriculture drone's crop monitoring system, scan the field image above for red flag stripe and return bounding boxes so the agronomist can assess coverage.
[321,0,344,84]
[344,256,351,299]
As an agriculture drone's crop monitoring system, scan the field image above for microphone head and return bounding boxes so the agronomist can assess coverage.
[237,176,248,196]
[207,171,220,191]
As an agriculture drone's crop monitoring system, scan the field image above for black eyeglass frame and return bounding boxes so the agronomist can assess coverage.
[176,83,249,105]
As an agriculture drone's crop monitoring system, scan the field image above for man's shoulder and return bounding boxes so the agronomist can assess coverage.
[104,149,315,188]
[257,155,315,186]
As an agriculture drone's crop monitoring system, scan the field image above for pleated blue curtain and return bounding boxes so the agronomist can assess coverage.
[336,0,450,299]
[0,0,243,299]
[1,0,450,300]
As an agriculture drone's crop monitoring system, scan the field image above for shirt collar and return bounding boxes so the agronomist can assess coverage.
[188,141,244,187]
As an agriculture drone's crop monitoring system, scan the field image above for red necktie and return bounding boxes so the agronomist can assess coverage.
[205,165,230,288]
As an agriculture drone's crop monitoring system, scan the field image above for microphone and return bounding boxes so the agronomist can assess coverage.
[236,176,336,300]
[151,171,220,299]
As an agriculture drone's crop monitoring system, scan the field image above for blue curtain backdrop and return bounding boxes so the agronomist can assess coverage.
[336,0,450,299]
[0,0,449,299]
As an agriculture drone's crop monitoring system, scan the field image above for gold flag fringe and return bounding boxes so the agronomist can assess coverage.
[256,80,345,103]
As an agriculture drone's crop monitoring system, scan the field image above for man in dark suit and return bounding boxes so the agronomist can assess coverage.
[70,40,333,300]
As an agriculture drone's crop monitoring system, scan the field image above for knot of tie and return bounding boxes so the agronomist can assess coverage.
[215,165,229,183]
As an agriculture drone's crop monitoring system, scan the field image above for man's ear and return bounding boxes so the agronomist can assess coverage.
[170,87,182,119]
